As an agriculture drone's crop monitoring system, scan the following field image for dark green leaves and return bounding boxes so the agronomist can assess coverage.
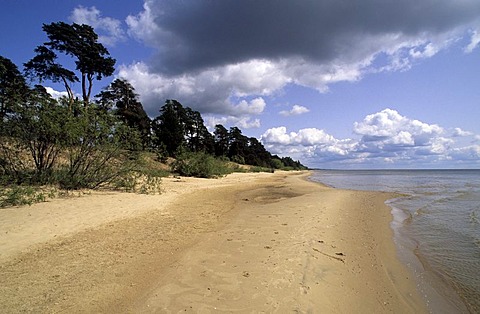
[25,22,116,105]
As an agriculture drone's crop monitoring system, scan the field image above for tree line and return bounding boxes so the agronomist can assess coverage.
[0,21,306,190]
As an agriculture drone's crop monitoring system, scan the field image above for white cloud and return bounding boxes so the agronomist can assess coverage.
[70,6,125,46]
[353,108,443,142]
[409,43,439,59]
[391,131,415,146]
[262,109,479,168]
[450,145,480,160]
[261,127,335,146]
[453,127,473,137]
[261,126,356,162]
[204,115,261,130]
[279,105,310,117]
[232,98,266,115]
[237,118,261,129]
[117,57,373,118]
[118,61,280,117]
[126,1,165,48]
[261,127,293,145]
[44,86,71,99]
[464,29,480,53]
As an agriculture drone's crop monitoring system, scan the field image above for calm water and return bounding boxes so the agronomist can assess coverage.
[310,170,480,313]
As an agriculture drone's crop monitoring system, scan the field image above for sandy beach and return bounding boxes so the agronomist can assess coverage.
[0,171,427,313]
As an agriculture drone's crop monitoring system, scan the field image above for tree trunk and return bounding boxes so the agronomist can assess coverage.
[82,73,88,106]
[61,77,74,110]
[87,74,93,105]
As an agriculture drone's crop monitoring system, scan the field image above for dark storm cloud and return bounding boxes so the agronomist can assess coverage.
[141,0,480,74]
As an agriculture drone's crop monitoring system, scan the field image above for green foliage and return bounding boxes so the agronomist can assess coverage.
[23,46,78,102]
[152,100,215,157]
[108,152,167,194]
[231,155,245,165]
[183,107,215,154]
[112,172,163,195]
[269,158,284,170]
[249,166,275,173]
[0,56,29,120]
[148,99,308,172]
[214,124,229,157]
[172,152,233,178]
[0,91,146,190]
[58,102,141,189]
[0,185,53,208]
[152,100,186,156]
[279,156,308,170]
[155,143,169,163]
[96,78,151,149]
[228,127,248,159]
[0,86,69,183]
[25,22,115,105]
[231,165,248,173]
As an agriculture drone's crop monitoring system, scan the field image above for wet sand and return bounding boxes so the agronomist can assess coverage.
[0,171,427,313]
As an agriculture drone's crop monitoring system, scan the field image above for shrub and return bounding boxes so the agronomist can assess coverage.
[57,103,142,190]
[112,172,163,195]
[172,152,233,178]
[250,166,274,173]
[0,185,53,207]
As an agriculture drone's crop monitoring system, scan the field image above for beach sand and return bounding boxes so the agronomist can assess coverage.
[0,171,427,313]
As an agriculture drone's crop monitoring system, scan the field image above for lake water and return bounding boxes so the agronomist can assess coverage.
[310,170,480,313]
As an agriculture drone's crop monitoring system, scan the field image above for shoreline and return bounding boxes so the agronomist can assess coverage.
[0,171,427,312]
[387,202,470,313]
[310,169,476,313]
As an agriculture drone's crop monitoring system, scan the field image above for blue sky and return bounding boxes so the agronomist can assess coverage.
[1,0,480,169]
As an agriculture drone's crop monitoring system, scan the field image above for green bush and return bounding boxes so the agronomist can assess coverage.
[249,166,274,173]
[112,172,163,195]
[172,152,233,178]
[0,185,53,208]
[231,155,245,165]
[270,158,284,170]
[56,103,142,190]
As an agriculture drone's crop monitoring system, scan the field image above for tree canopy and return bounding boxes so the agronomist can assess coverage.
[150,99,306,170]
[0,56,29,120]
[96,78,151,149]
[24,22,115,105]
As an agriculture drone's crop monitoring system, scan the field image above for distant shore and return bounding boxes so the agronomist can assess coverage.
[0,171,427,312]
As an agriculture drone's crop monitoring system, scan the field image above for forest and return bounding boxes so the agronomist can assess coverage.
[0,21,306,205]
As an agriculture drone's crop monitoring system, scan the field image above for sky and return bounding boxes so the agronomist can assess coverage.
[1,0,480,169]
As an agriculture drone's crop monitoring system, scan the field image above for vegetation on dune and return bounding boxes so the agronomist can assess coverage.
[0,21,307,207]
